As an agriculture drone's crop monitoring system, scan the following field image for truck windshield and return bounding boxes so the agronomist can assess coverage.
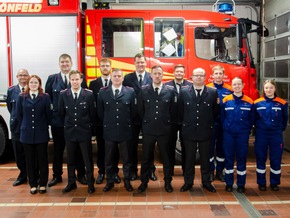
[195,26,238,64]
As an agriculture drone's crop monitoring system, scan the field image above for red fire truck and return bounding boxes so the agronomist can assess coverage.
[0,0,267,159]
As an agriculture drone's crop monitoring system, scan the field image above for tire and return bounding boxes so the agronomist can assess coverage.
[0,124,8,158]
[175,131,200,165]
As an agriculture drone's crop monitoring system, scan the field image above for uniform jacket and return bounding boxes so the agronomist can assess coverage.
[164,79,192,124]
[6,84,21,133]
[123,71,152,96]
[207,82,233,126]
[97,85,137,141]
[123,71,152,125]
[138,84,177,136]
[222,93,254,134]
[16,93,52,144]
[45,72,87,127]
[179,85,219,142]
[254,95,288,131]
[58,88,96,142]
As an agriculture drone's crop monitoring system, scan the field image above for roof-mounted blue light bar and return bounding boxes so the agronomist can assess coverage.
[212,0,236,15]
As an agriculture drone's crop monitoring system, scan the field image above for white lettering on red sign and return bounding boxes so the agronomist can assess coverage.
[0,3,42,12]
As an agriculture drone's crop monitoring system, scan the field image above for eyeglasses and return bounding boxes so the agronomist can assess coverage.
[192,75,205,77]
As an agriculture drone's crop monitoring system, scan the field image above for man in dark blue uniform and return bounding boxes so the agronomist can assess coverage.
[45,54,87,187]
[6,69,29,186]
[123,53,157,181]
[89,58,121,185]
[137,65,177,193]
[59,70,96,194]
[179,68,219,193]
[165,64,191,175]
[98,68,137,192]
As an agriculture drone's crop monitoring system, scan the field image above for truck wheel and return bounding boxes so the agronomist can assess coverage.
[0,124,8,158]
[175,131,200,165]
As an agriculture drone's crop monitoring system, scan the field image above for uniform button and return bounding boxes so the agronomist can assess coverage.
[197,123,199,126]
[155,117,157,119]
[75,124,77,126]
[197,111,199,113]
[116,116,119,118]
[117,123,119,125]
[32,115,34,117]
[197,104,199,106]
[116,102,118,104]
[32,126,34,128]
[156,100,158,102]
[32,121,34,123]
[156,112,158,114]
[75,113,77,115]
[197,117,199,119]
[156,106,158,108]
[32,109,34,111]
[75,119,77,121]
[116,109,119,111]
[75,107,77,109]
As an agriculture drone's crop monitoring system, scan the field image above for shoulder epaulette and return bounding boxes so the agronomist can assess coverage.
[84,88,92,93]
[125,86,134,91]
[242,95,254,104]
[274,97,287,105]
[223,83,233,91]
[254,97,266,104]
[223,94,234,103]
[60,89,67,93]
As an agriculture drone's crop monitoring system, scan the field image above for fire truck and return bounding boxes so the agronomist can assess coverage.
[0,0,267,159]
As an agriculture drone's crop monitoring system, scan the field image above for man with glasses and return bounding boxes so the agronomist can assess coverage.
[178,68,219,193]
[7,69,29,186]
[89,58,121,185]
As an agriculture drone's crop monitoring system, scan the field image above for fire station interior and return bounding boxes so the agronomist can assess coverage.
[1,0,290,217]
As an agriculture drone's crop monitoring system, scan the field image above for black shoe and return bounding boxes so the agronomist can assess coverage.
[237,186,245,193]
[48,177,62,187]
[216,171,225,182]
[88,186,95,194]
[77,176,88,185]
[270,184,279,191]
[203,184,216,193]
[131,172,137,181]
[113,174,121,184]
[62,183,77,193]
[13,178,27,186]
[180,183,193,192]
[103,183,114,192]
[39,186,46,194]
[96,174,105,184]
[258,184,267,191]
[225,185,233,192]
[209,171,215,182]
[30,187,37,195]
[165,182,173,193]
[124,181,133,192]
[137,182,148,193]
[149,172,157,181]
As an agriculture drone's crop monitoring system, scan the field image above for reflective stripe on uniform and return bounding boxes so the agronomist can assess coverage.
[270,168,281,174]
[256,168,266,174]
[216,157,225,162]
[225,169,234,174]
[237,170,246,175]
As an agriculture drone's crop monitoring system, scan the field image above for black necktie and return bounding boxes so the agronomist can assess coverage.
[155,87,159,95]
[64,75,68,88]
[139,75,142,87]
[115,89,119,99]
[104,79,108,87]
[74,93,78,104]
[21,87,25,93]
[176,83,182,93]
[32,94,36,101]
[196,89,201,98]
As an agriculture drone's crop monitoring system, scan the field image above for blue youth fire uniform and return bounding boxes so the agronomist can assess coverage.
[254,95,288,186]
[222,93,254,187]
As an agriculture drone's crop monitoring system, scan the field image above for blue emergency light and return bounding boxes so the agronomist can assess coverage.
[212,0,236,15]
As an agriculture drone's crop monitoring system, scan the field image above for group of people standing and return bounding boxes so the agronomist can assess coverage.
[7,53,288,195]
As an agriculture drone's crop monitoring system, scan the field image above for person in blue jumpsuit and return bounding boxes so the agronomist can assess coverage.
[16,75,52,194]
[207,65,232,182]
[254,79,288,191]
[222,77,254,193]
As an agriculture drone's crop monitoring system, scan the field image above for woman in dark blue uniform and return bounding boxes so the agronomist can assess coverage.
[254,79,288,191]
[222,77,254,193]
[16,75,52,194]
